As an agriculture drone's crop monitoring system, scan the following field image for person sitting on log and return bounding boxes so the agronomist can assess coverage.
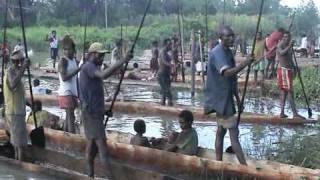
[32,78,52,95]
[27,100,61,130]
[130,119,150,147]
[165,110,198,156]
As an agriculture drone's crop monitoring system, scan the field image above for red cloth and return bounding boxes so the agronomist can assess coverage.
[58,96,78,109]
[266,31,283,59]
[277,67,293,91]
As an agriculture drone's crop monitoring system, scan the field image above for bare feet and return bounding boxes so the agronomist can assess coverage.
[280,114,288,118]
[293,114,306,120]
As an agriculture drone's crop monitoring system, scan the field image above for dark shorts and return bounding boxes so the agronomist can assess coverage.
[157,73,172,97]
[81,109,106,140]
[50,48,58,60]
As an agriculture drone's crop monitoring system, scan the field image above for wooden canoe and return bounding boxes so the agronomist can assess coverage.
[28,94,318,125]
[0,154,92,179]
[1,125,319,179]
[26,69,259,90]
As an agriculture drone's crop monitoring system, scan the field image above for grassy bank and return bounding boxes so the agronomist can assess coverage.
[1,13,281,52]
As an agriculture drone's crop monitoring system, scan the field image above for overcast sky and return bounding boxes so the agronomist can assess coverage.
[280,0,320,11]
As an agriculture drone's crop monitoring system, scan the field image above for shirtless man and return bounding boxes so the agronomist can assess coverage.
[276,31,305,119]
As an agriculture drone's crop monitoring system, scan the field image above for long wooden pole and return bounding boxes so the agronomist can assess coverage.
[1,0,8,104]
[190,30,195,97]
[176,0,185,83]
[237,0,264,126]
[105,0,152,126]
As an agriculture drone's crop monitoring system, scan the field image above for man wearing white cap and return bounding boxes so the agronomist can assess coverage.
[79,42,132,178]
[3,49,30,161]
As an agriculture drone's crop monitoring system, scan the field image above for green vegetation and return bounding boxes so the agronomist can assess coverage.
[293,67,320,103]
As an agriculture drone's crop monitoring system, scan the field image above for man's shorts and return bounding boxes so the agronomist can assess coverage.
[216,115,237,129]
[277,67,293,91]
[58,96,78,109]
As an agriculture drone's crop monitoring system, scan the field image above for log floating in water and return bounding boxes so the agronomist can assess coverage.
[28,94,318,125]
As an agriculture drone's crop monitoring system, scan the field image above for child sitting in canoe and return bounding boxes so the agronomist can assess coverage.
[130,119,150,147]
[150,110,199,156]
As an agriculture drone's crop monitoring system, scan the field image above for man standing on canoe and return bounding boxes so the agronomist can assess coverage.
[150,40,159,77]
[276,31,305,119]
[3,49,30,160]
[58,35,80,133]
[204,26,253,165]
[79,42,132,178]
[158,39,173,106]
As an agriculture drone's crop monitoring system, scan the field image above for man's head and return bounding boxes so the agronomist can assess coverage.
[277,28,285,33]
[163,38,172,51]
[33,100,42,112]
[152,40,158,47]
[282,31,291,45]
[52,30,56,37]
[11,49,25,67]
[256,32,262,40]
[33,79,40,87]
[134,119,146,134]
[88,42,109,66]
[133,62,139,69]
[178,110,193,130]
[219,26,235,48]
[115,40,122,47]
[61,35,76,59]
[17,38,21,44]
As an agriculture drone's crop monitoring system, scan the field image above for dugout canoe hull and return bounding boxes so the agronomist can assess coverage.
[0,125,319,179]
[28,94,318,125]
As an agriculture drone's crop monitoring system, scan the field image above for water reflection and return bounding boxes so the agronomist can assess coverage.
[36,78,319,118]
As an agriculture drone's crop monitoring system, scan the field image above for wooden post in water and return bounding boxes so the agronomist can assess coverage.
[198,30,205,86]
[176,0,185,83]
[190,30,196,97]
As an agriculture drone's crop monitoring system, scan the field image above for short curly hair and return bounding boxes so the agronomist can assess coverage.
[134,119,146,134]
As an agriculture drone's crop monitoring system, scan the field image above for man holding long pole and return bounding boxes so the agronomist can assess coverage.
[80,42,132,178]
[276,31,305,119]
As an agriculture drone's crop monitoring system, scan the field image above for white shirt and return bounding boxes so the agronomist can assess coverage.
[50,37,58,49]
[300,37,307,49]
[58,57,78,96]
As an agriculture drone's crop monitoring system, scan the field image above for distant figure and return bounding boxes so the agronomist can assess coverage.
[204,26,253,165]
[0,40,10,68]
[13,38,24,53]
[150,40,159,77]
[111,40,122,65]
[46,30,59,68]
[166,110,198,155]
[296,34,308,57]
[32,79,52,95]
[130,119,150,147]
[252,32,266,86]
[158,38,173,106]
[265,28,285,79]
[27,101,61,130]
[171,35,179,82]
[58,35,81,133]
[3,48,30,161]
[276,31,305,120]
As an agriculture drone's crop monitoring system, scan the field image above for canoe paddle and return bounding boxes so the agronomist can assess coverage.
[292,46,312,118]
[18,0,45,148]
[237,0,264,126]
[1,0,8,106]
[104,0,152,126]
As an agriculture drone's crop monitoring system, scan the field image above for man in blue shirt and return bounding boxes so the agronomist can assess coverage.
[204,26,253,165]
[80,42,131,178]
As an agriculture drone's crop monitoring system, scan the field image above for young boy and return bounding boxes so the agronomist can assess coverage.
[130,119,150,147]
[166,110,198,155]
